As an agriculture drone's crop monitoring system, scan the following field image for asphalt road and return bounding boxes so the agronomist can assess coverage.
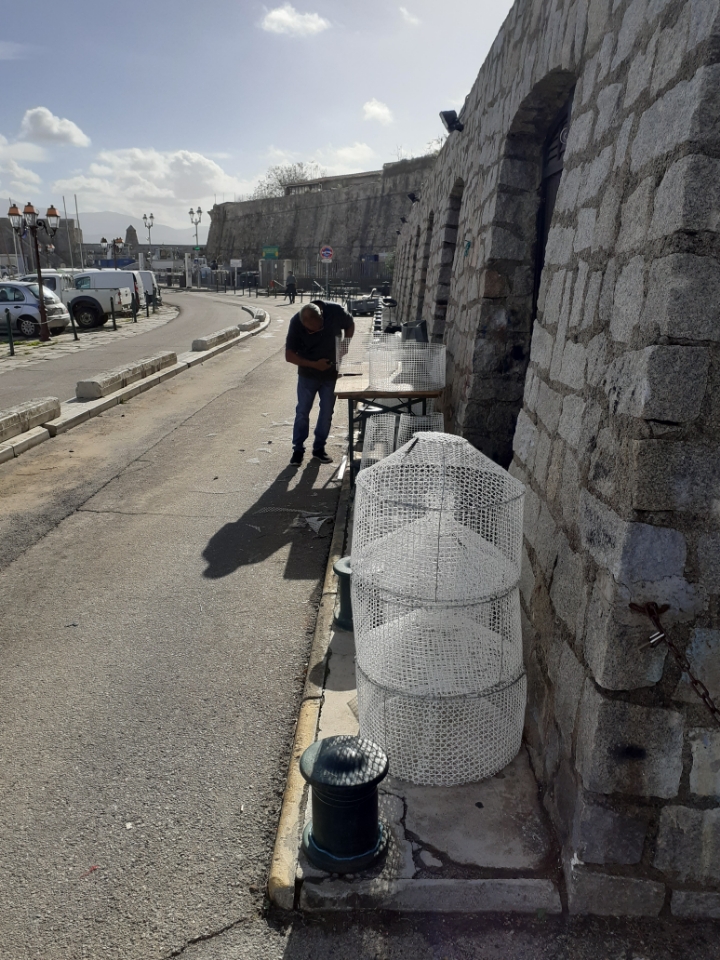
[0,289,274,409]
[0,294,718,959]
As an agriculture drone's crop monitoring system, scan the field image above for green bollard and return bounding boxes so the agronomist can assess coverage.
[68,304,79,341]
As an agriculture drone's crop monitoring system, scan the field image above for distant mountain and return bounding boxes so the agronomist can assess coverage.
[76,211,209,245]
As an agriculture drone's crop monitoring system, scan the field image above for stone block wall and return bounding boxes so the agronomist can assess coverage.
[393,0,720,917]
[206,157,434,271]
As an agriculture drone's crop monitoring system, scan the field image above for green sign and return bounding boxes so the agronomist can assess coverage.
[194,246,201,251]
[262,245,280,259]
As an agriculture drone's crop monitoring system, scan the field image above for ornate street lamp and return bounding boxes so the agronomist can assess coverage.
[143,212,154,245]
[189,207,202,288]
[101,236,125,268]
[8,201,60,342]
[189,206,202,247]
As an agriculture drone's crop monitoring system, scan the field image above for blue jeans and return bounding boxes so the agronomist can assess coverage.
[292,376,336,452]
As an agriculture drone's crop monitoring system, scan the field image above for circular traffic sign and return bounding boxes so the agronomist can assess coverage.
[319,244,333,261]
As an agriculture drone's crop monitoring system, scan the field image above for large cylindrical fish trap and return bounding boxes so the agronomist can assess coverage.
[352,433,526,785]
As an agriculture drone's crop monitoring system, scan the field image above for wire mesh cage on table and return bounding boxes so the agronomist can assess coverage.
[351,433,526,785]
[367,340,446,392]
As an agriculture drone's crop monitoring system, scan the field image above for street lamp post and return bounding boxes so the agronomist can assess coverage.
[189,207,202,288]
[143,212,154,245]
[100,236,124,269]
[7,201,60,342]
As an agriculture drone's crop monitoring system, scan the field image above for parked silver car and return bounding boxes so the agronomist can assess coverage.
[0,281,70,337]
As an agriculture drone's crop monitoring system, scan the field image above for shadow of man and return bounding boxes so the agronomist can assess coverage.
[201,458,336,580]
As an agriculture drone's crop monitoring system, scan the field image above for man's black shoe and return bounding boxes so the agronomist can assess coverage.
[312,448,333,464]
[290,448,304,465]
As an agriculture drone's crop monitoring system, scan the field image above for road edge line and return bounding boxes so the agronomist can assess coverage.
[267,463,352,911]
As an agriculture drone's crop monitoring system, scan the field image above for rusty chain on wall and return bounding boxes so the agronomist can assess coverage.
[630,601,720,728]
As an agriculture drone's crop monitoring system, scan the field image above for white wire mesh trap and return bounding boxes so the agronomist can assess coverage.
[352,433,526,785]
[336,329,373,375]
[367,340,446,391]
[359,414,398,471]
[396,412,445,447]
[359,411,444,472]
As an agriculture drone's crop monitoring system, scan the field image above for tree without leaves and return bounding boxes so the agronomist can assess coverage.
[251,162,327,199]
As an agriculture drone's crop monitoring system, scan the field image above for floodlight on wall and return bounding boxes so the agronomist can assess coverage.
[407,193,419,203]
[440,110,464,133]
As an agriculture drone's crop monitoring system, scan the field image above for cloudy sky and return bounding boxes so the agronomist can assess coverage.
[1,0,514,241]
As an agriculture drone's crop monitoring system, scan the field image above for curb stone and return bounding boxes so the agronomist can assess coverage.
[300,878,563,914]
[76,352,178,399]
[267,462,351,911]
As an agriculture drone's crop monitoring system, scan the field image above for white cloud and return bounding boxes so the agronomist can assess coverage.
[20,107,91,147]
[257,142,378,178]
[362,99,394,126]
[313,142,378,175]
[0,135,46,197]
[399,6,420,26]
[0,134,47,165]
[51,147,255,228]
[260,4,330,36]
[1,159,43,195]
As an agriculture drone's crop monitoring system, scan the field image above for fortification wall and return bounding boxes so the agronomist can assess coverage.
[393,0,720,917]
[206,156,434,270]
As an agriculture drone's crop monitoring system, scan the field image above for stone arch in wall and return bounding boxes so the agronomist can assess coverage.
[462,70,576,467]
[432,178,465,343]
[414,211,434,325]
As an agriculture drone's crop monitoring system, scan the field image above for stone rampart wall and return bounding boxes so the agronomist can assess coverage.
[393,0,720,917]
[206,157,434,270]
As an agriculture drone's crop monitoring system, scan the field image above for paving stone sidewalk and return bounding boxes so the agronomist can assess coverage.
[0,304,178,375]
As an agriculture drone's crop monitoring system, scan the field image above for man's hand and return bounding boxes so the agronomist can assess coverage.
[313,358,334,371]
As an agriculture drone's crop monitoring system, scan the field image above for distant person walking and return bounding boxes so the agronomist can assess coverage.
[285,300,354,465]
[285,272,297,304]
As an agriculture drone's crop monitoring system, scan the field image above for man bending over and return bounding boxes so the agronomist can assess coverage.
[285,300,354,465]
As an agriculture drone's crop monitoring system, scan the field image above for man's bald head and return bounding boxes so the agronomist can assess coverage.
[299,302,324,332]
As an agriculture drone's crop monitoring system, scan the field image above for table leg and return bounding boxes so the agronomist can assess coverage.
[348,399,355,484]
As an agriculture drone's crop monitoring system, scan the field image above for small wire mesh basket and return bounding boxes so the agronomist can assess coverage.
[396,412,445,447]
[352,433,526,785]
[367,340,446,391]
[359,414,398,471]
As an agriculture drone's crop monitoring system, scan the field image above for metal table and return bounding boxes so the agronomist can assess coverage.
[334,370,442,483]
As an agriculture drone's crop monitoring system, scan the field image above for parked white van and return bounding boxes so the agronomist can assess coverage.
[20,270,133,328]
[74,270,145,312]
[137,270,161,304]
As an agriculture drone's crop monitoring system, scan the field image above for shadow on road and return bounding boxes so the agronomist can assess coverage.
[202,458,336,580]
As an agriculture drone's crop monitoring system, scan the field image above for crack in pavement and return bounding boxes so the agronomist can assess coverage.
[162,915,253,959]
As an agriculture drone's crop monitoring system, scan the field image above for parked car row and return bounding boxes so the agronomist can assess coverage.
[0,267,163,337]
